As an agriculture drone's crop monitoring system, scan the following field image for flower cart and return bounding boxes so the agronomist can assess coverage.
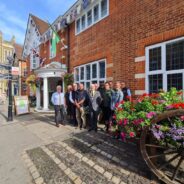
[113,88,184,184]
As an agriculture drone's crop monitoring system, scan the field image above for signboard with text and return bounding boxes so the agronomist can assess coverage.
[12,67,19,76]
[14,96,30,115]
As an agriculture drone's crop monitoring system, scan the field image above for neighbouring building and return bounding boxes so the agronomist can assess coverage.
[14,43,27,96]
[22,0,184,111]
[0,31,25,96]
[0,31,15,95]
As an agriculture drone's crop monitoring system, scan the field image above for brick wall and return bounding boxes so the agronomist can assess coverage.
[69,0,184,95]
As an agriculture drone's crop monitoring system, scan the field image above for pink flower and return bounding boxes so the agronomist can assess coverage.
[115,103,119,108]
[180,116,184,121]
[112,115,116,120]
[121,132,126,141]
[123,119,128,126]
[129,132,135,138]
[133,119,144,125]
[146,112,156,119]
[118,120,123,125]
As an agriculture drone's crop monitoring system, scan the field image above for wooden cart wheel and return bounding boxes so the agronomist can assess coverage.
[140,110,184,184]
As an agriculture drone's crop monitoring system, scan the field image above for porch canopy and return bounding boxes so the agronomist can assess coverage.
[34,62,67,111]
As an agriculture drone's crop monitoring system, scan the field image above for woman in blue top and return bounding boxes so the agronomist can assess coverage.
[111,81,124,111]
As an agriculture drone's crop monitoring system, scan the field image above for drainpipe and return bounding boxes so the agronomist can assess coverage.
[66,25,70,73]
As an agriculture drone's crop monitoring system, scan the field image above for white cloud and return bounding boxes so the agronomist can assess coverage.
[0,2,26,44]
[0,2,27,30]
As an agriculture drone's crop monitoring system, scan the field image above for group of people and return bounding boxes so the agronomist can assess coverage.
[51,81,131,132]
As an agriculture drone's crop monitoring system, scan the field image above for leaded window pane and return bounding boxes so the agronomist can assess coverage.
[87,10,92,26]
[101,0,108,18]
[92,64,97,78]
[167,73,183,91]
[80,67,84,80]
[76,19,81,33]
[86,65,91,80]
[99,61,105,78]
[75,68,79,81]
[94,4,99,22]
[149,74,163,94]
[81,15,86,30]
[166,40,184,70]
[149,47,161,71]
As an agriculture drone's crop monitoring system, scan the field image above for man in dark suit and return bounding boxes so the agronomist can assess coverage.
[88,84,102,132]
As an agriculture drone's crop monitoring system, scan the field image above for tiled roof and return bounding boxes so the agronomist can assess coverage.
[30,14,49,34]
[14,43,23,60]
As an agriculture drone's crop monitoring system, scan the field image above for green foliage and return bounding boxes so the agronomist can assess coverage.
[113,88,184,148]
[64,73,74,91]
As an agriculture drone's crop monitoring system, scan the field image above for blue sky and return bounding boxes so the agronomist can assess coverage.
[0,0,77,45]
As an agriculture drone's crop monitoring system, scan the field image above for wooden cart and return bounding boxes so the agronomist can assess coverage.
[140,109,184,184]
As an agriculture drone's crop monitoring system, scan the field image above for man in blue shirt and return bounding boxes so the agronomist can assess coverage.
[51,85,65,127]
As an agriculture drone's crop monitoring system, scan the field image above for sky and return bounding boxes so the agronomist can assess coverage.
[0,0,77,45]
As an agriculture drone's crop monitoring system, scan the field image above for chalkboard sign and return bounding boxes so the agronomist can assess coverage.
[14,96,30,115]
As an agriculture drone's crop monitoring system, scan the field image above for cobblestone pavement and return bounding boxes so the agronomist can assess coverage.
[24,130,160,184]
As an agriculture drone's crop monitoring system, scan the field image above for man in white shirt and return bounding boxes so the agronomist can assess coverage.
[51,85,65,127]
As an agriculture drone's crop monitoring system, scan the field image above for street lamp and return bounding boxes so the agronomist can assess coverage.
[7,56,14,121]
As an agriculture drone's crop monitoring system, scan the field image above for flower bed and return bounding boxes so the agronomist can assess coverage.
[112,88,184,148]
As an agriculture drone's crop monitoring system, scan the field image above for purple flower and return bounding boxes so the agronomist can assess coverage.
[146,112,156,119]
[166,105,173,109]
[160,100,166,104]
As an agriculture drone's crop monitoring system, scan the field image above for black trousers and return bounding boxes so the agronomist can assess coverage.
[71,104,78,126]
[89,110,99,130]
[54,105,64,125]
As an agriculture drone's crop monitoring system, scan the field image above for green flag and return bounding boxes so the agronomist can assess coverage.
[51,32,60,56]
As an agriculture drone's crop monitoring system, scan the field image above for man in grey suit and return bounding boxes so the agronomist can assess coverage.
[88,84,102,132]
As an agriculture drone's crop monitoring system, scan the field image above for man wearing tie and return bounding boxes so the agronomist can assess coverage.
[51,85,65,127]
[88,84,102,132]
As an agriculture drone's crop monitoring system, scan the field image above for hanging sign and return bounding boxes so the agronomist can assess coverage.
[12,67,19,76]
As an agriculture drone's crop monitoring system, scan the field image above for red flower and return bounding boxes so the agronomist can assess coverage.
[121,132,126,141]
[177,91,183,96]
[117,107,123,111]
[112,115,116,120]
[115,103,119,108]
[129,132,135,138]
[172,103,184,109]
[118,120,123,125]
[143,93,149,97]
[120,100,124,105]
[123,119,128,126]
[151,100,159,105]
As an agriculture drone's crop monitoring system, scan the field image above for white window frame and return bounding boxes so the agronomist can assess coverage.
[75,0,109,35]
[74,59,106,89]
[146,36,184,93]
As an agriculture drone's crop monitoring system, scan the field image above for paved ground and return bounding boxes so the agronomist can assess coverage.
[0,103,160,184]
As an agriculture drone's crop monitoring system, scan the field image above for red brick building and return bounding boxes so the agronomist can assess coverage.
[23,0,184,110]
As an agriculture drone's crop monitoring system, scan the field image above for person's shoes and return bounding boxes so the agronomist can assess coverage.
[95,128,98,132]
[56,124,60,128]
[88,128,93,132]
